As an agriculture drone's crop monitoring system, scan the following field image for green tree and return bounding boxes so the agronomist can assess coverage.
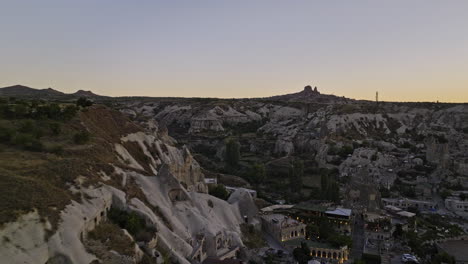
[225,138,240,168]
[47,103,62,119]
[393,223,403,238]
[460,193,466,201]
[208,184,230,200]
[0,126,13,143]
[13,104,29,118]
[76,97,93,107]
[318,218,334,240]
[306,224,319,239]
[300,242,311,258]
[49,122,62,135]
[328,234,352,248]
[432,252,455,264]
[321,173,328,195]
[74,131,90,144]
[440,189,452,199]
[61,105,78,120]
[292,247,309,264]
[249,162,265,186]
[289,159,304,192]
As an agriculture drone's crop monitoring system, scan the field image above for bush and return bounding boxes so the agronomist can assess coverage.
[225,138,240,168]
[61,105,78,120]
[48,145,64,155]
[361,254,381,264]
[76,97,93,108]
[13,133,43,152]
[208,184,230,200]
[338,145,354,158]
[74,131,90,144]
[49,122,61,135]
[107,208,156,241]
[328,234,352,248]
[88,221,136,256]
[0,126,13,143]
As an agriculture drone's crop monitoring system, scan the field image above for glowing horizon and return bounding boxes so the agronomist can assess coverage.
[1,1,467,103]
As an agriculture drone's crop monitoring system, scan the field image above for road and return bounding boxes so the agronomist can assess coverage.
[390,255,403,264]
[350,212,365,261]
[263,231,287,252]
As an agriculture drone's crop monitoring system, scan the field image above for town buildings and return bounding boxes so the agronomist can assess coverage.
[381,198,437,211]
[283,239,349,264]
[445,196,468,213]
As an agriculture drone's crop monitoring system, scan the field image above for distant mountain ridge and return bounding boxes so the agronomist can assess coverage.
[0,84,352,104]
[0,85,105,99]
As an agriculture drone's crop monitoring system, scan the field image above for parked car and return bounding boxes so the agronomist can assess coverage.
[402,254,419,263]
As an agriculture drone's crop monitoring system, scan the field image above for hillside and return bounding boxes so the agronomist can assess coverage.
[1,86,468,263]
[0,98,257,264]
[116,91,468,205]
[0,85,106,100]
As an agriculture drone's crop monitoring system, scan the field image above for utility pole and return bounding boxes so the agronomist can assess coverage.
[376,91,379,104]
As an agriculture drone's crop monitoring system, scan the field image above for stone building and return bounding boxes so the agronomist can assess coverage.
[284,239,349,264]
[204,231,240,261]
[381,198,437,211]
[325,208,353,235]
[261,214,306,242]
[445,196,468,213]
[190,234,208,263]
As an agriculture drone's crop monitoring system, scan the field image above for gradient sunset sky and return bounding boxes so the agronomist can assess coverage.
[1,1,467,102]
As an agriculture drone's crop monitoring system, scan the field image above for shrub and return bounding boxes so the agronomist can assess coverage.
[49,122,62,135]
[88,221,135,256]
[0,126,13,143]
[61,105,78,120]
[207,200,214,208]
[13,133,43,152]
[76,97,93,108]
[107,207,156,242]
[48,145,64,155]
[74,131,90,144]
[225,138,240,167]
[328,234,352,248]
[338,145,354,158]
[208,184,230,200]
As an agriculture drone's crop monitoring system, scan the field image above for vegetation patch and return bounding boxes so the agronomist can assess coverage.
[240,224,266,249]
[87,221,136,257]
[108,207,157,242]
[208,184,230,200]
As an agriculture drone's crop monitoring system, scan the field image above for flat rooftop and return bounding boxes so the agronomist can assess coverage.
[293,201,329,212]
[260,204,294,212]
[261,214,304,227]
[325,208,352,217]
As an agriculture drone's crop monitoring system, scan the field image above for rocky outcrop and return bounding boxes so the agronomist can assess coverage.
[0,106,257,264]
[425,137,450,168]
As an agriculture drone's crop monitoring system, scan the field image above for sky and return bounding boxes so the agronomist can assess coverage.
[1,1,467,102]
